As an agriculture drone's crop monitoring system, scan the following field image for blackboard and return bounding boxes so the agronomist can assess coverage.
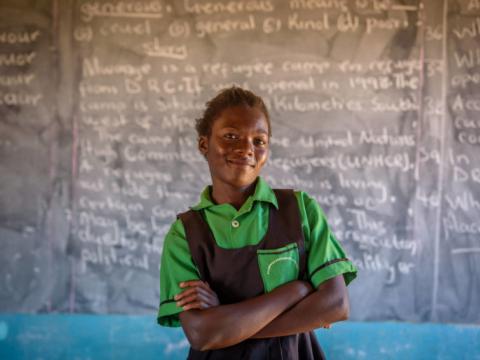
[0,0,479,324]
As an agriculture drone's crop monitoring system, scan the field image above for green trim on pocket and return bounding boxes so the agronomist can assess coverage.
[257,243,299,293]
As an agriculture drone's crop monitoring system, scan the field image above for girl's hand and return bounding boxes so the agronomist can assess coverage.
[175,280,220,311]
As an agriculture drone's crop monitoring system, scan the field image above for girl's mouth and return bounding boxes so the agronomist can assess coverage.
[227,159,255,167]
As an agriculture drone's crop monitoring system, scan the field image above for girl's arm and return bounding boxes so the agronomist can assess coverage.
[252,275,349,338]
[178,280,313,351]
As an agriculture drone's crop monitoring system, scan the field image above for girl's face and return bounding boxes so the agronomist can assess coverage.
[199,105,269,191]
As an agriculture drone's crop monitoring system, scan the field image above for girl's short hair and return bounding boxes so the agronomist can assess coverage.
[195,86,271,138]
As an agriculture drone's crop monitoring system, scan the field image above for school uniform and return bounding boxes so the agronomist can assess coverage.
[158,177,357,359]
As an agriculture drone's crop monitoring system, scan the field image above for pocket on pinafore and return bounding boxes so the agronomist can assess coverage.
[257,242,299,293]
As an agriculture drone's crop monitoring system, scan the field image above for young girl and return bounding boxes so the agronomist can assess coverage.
[158,87,357,359]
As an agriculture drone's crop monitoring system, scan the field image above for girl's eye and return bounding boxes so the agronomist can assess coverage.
[224,133,238,140]
[254,138,267,146]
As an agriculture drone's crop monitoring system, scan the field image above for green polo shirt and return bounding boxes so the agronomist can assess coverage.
[158,177,357,327]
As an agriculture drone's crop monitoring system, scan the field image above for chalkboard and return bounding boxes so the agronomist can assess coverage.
[0,0,479,324]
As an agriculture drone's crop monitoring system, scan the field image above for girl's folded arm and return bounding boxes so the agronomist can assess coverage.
[179,280,312,351]
[252,275,349,338]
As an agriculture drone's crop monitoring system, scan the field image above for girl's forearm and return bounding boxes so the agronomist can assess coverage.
[179,280,312,351]
[252,275,349,339]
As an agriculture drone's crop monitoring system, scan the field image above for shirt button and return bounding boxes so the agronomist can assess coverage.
[231,220,240,228]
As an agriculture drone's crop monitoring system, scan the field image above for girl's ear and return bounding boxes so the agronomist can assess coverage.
[198,136,208,156]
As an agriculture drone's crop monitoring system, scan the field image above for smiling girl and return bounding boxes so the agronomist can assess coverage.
[158,87,357,359]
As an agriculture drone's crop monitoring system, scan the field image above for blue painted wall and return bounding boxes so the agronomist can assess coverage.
[0,315,478,359]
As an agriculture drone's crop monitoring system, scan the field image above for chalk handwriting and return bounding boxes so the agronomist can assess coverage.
[259,77,315,94]
[142,39,188,59]
[81,245,149,272]
[82,114,127,128]
[0,52,36,66]
[350,253,397,285]
[196,15,256,37]
[370,96,419,112]
[83,57,151,81]
[366,15,408,34]
[452,94,480,111]
[451,71,480,88]
[79,82,118,97]
[336,230,417,256]
[123,147,202,163]
[0,92,42,106]
[455,116,480,129]
[271,95,363,112]
[78,195,144,212]
[0,74,35,86]
[443,210,480,240]
[99,19,151,36]
[359,128,415,147]
[288,13,330,31]
[452,17,480,39]
[445,191,480,212]
[0,30,40,44]
[264,174,325,190]
[289,0,348,12]
[103,168,172,185]
[80,100,127,112]
[458,131,480,145]
[232,61,274,77]
[184,0,274,14]
[339,173,387,199]
[453,49,480,69]
[338,152,413,172]
[452,165,480,184]
[346,208,386,234]
[282,60,330,74]
[155,96,204,112]
[298,133,353,149]
[80,1,164,22]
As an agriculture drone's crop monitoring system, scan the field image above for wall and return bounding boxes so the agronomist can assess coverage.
[0,315,479,359]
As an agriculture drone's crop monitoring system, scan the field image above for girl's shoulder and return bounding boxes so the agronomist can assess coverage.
[291,190,328,218]
[162,218,188,250]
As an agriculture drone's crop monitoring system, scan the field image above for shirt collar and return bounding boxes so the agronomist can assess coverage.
[191,177,279,211]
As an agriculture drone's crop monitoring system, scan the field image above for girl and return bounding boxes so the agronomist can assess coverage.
[158,87,357,359]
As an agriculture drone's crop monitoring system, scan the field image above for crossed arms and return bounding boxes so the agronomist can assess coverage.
[177,275,349,351]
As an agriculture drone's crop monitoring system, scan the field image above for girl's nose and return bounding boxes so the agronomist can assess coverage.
[234,138,254,156]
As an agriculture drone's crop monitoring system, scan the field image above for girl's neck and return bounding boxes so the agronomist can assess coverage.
[210,179,257,210]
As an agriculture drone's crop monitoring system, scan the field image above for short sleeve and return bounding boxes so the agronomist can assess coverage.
[295,191,357,288]
[157,219,201,327]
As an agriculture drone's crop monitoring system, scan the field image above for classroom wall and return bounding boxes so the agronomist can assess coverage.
[0,315,479,360]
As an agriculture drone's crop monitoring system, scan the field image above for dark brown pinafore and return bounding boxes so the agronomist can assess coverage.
[178,189,326,360]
